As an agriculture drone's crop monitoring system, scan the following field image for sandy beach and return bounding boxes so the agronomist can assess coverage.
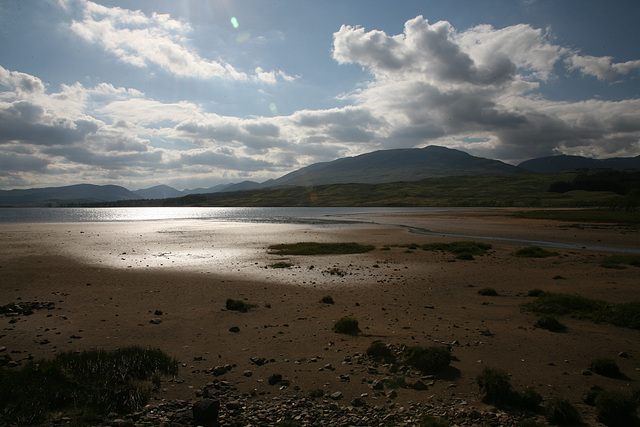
[1,208,639,425]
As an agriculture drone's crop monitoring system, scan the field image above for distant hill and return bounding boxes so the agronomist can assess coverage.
[134,185,183,199]
[0,184,141,207]
[268,145,524,187]
[4,146,639,206]
[518,154,640,173]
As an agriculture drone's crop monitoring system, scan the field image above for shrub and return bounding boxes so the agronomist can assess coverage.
[528,289,545,297]
[590,358,622,378]
[515,246,559,258]
[517,388,544,411]
[420,415,451,426]
[535,315,566,332]
[226,298,256,313]
[583,385,604,406]
[320,295,334,304]
[478,287,499,296]
[333,316,360,335]
[545,398,581,425]
[366,340,396,363]
[595,390,639,427]
[404,346,451,374]
[0,347,177,425]
[477,368,514,407]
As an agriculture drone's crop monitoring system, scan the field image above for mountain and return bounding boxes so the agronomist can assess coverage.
[518,154,640,173]
[134,185,183,199]
[267,145,524,187]
[0,184,141,206]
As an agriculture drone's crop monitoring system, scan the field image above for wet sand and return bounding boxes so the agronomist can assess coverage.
[1,208,639,424]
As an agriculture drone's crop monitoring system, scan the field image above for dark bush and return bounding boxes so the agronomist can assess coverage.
[517,388,544,411]
[515,246,558,258]
[404,346,451,374]
[320,295,334,304]
[333,316,360,335]
[535,315,566,332]
[366,340,396,363]
[226,298,256,313]
[528,289,545,297]
[477,368,513,407]
[545,398,581,425]
[590,358,622,378]
[596,390,639,427]
[583,385,604,406]
[478,287,499,296]
[268,373,283,385]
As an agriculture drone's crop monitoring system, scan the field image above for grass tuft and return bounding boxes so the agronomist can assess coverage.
[478,287,499,296]
[320,295,335,304]
[0,347,177,425]
[521,292,640,329]
[545,398,581,425]
[535,315,567,332]
[366,340,396,364]
[601,254,640,269]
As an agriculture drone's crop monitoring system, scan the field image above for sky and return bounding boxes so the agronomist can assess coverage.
[0,0,639,191]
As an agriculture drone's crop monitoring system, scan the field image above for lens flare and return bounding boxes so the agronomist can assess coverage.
[230,17,239,28]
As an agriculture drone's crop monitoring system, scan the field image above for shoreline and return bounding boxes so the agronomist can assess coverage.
[1,208,639,425]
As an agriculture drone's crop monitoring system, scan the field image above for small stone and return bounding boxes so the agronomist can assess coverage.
[330,391,343,400]
[212,366,227,376]
[154,309,163,316]
[243,370,253,377]
[619,351,631,359]
[351,397,366,407]
[149,318,162,324]
[581,369,592,376]
[229,326,240,333]
[387,390,398,399]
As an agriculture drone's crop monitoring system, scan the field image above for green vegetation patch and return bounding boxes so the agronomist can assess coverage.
[268,242,375,255]
[516,208,640,224]
[601,254,640,269]
[0,347,177,425]
[522,292,640,329]
[393,241,492,260]
[514,246,559,258]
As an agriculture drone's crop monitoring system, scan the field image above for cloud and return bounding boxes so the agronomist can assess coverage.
[64,0,296,83]
[332,16,640,162]
[567,54,640,80]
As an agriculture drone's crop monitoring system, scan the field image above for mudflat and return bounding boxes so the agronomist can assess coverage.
[1,208,638,424]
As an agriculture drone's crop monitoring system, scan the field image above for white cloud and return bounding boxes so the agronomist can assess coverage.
[331,16,640,162]
[64,0,296,83]
[567,54,640,80]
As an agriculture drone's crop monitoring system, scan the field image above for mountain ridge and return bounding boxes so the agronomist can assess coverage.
[2,146,639,206]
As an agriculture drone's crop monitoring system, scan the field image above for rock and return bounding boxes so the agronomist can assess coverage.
[581,369,593,376]
[149,318,162,324]
[351,397,366,407]
[212,366,227,376]
[154,309,163,316]
[226,400,243,410]
[243,370,253,377]
[387,390,398,399]
[229,326,240,333]
[192,399,220,427]
[250,356,267,366]
[330,391,343,400]
[371,379,385,390]
[618,351,631,358]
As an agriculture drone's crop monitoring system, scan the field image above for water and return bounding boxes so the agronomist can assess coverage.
[0,206,440,224]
